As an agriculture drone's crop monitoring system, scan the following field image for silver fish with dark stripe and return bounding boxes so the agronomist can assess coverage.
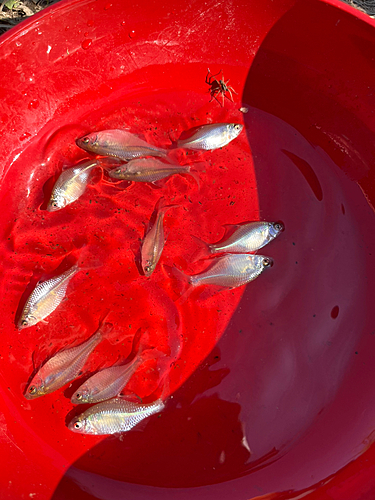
[141,197,178,277]
[194,221,284,254]
[18,264,82,329]
[24,325,109,399]
[108,157,200,185]
[71,354,143,405]
[76,129,168,161]
[68,397,165,435]
[47,160,99,211]
[174,253,272,289]
[177,123,243,150]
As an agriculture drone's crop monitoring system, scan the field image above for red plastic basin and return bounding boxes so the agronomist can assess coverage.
[1,0,375,499]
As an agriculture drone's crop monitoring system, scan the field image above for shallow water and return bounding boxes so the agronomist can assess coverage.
[0,87,259,466]
[1,84,375,497]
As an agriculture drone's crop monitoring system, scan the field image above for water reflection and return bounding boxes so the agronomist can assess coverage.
[51,348,260,497]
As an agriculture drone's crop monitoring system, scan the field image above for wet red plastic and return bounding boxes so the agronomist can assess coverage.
[1,0,375,499]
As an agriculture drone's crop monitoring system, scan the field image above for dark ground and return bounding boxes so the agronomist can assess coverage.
[0,0,60,35]
[0,0,374,37]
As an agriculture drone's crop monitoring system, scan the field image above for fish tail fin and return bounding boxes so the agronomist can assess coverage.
[143,364,171,404]
[155,147,170,159]
[95,309,115,341]
[166,130,178,149]
[154,196,166,212]
[189,161,206,171]
[158,371,171,403]
[75,244,102,271]
[186,167,200,188]
[171,265,192,285]
[163,151,178,164]
[97,322,114,339]
[186,161,206,188]
[163,265,195,303]
[131,328,157,361]
[155,196,179,217]
[191,235,211,261]
[162,204,180,218]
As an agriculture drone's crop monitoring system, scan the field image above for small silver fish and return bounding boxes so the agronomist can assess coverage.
[47,160,99,211]
[71,353,144,405]
[24,325,109,399]
[141,198,177,277]
[177,123,243,150]
[68,397,165,435]
[175,253,272,289]
[194,221,284,254]
[76,129,168,161]
[18,264,82,329]
[108,158,200,185]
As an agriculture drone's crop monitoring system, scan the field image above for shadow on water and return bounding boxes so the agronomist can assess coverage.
[50,331,279,500]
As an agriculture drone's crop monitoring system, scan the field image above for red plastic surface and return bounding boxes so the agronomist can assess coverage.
[1,0,375,499]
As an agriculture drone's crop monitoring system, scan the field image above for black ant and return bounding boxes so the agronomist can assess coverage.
[205,68,238,107]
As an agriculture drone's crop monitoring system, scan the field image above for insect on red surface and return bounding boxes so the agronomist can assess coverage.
[205,68,238,107]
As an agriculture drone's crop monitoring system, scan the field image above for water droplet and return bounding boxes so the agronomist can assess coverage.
[87,20,94,27]
[84,32,89,37]
[104,2,112,9]
[19,132,31,141]
[81,39,92,50]
[330,305,339,319]
[128,30,136,39]
[121,20,126,26]
[15,41,21,47]
[28,100,40,110]
[65,26,69,31]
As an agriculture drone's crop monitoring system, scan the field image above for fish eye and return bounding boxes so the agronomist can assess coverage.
[29,385,37,394]
[76,393,82,400]
[263,257,273,267]
[234,124,241,130]
[274,222,284,232]
[21,319,28,326]
[74,421,82,430]
[82,137,90,144]
[52,202,58,207]
[145,266,151,273]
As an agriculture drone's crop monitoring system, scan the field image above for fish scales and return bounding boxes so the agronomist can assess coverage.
[210,221,284,254]
[108,159,195,183]
[141,198,177,277]
[72,358,142,404]
[177,123,243,150]
[69,397,165,435]
[76,129,168,161]
[37,332,101,386]
[24,330,103,399]
[106,146,166,162]
[19,265,80,329]
[186,254,271,288]
[48,160,98,211]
